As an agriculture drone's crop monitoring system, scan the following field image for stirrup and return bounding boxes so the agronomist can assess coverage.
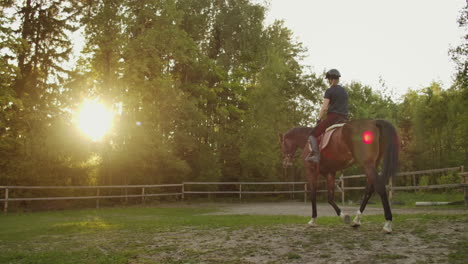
[305,136,320,162]
[305,153,320,163]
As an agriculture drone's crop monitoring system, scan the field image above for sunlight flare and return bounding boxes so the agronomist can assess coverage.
[76,99,114,141]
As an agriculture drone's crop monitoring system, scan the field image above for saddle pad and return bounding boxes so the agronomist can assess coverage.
[325,123,345,133]
[319,123,345,150]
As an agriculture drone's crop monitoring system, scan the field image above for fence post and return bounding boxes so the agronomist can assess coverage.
[142,187,145,204]
[341,174,345,206]
[291,182,295,200]
[304,183,307,203]
[239,184,242,202]
[463,173,467,207]
[96,188,100,209]
[182,183,185,200]
[3,188,8,213]
[461,166,466,207]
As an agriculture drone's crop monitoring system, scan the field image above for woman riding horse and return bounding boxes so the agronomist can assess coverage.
[280,69,399,233]
[305,69,348,162]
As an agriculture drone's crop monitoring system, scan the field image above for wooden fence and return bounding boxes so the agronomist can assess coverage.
[338,166,465,203]
[1,166,466,213]
[0,184,183,213]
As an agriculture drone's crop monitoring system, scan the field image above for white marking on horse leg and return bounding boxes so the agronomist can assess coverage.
[382,220,392,233]
[308,217,318,227]
[351,210,362,227]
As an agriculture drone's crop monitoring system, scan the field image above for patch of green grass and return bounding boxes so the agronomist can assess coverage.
[0,206,307,240]
[342,241,355,250]
[0,206,307,264]
[286,252,301,260]
[410,225,427,235]
[0,249,137,264]
[376,253,408,260]
[448,240,468,264]
[358,239,372,250]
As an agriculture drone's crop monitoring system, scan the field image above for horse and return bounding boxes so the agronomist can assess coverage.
[279,119,399,233]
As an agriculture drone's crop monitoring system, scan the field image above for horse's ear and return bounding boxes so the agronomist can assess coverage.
[278,133,283,143]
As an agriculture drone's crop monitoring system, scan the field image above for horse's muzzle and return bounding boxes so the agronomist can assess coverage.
[282,156,293,168]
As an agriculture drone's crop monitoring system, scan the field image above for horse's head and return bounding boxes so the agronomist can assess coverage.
[279,133,296,168]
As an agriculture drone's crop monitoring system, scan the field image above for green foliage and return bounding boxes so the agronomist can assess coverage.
[398,83,467,170]
[449,2,467,90]
[347,82,397,122]
[0,0,86,186]
[419,175,430,186]
[437,172,460,185]
[0,0,466,197]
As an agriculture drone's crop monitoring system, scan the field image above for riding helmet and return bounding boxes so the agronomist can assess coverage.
[325,69,341,79]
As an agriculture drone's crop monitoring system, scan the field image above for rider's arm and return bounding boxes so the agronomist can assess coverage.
[318,98,330,120]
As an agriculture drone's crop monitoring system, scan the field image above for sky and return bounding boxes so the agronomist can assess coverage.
[263,0,466,99]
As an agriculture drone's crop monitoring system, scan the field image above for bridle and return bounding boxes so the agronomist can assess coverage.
[282,151,294,168]
[280,135,295,168]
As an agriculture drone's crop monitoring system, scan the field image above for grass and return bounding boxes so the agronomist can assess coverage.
[376,253,408,260]
[0,205,467,264]
[449,240,468,263]
[286,252,301,260]
[0,206,306,264]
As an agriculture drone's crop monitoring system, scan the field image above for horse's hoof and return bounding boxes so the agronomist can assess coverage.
[308,219,318,227]
[343,214,351,224]
[382,221,392,234]
[351,221,361,228]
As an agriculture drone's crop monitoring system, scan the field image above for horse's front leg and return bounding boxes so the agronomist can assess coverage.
[306,163,319,227]
[326,172,350,224]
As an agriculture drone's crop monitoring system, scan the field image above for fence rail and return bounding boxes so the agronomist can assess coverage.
[1,166,466,212]
[341,166,462,179]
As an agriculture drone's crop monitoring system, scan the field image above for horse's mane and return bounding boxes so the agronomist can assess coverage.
[284,126,314,137]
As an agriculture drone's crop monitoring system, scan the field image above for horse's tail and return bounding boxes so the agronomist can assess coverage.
[376,120,399,184]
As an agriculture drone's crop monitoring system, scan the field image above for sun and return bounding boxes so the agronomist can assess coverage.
[76,99,114,142]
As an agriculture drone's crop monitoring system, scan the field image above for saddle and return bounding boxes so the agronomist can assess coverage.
[318,123,345,150]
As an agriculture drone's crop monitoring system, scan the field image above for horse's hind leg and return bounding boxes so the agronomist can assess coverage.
[352,182,375,227]
[326,172,350,224]
[352,163,376,227]
[376,178,393,233]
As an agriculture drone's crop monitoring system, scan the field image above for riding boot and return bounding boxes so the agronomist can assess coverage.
[305,135,320,162]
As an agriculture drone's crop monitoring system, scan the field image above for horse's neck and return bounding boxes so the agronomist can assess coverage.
[290,128,313,148]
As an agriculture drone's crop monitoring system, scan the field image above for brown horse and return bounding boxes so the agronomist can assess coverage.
[279,119,399,233]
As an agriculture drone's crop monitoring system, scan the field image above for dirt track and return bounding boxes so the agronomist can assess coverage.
[193,201,468,217]
[145,202,468,263]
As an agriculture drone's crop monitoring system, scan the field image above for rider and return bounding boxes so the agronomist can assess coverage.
[305,69,349,162]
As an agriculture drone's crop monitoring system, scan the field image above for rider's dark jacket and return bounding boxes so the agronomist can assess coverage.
[312,84,348,137]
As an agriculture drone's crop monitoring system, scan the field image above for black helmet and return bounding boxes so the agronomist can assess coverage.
[326,69,341,79]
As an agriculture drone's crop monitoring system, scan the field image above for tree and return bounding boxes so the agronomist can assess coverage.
[347,82,397,122]
[0,0,84,186]
[449,2,467,90]
[239,21,319,182]
[397,82,467,171]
